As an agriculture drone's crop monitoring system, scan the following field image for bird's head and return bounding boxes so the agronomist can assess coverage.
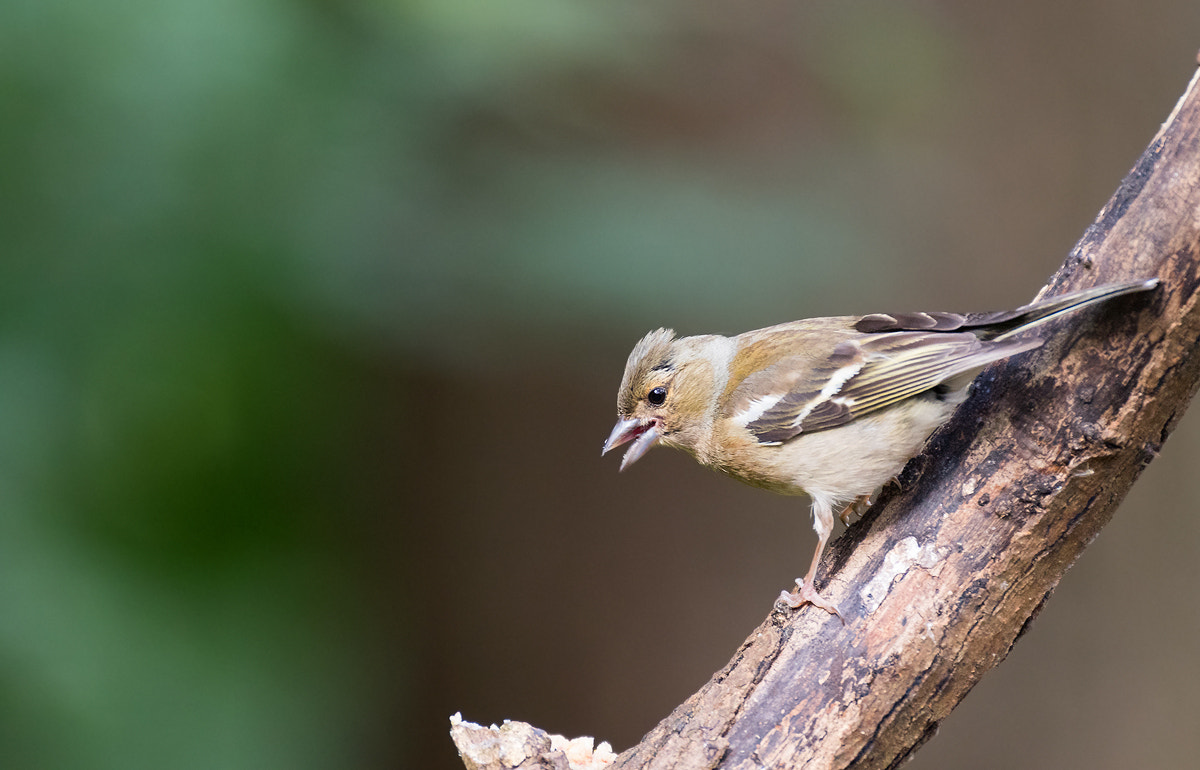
[603,328,723,470]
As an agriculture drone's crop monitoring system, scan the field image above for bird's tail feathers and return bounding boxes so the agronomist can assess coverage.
[978,278,1158,341]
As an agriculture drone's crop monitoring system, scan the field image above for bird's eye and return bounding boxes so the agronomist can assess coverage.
[647,386,667,406]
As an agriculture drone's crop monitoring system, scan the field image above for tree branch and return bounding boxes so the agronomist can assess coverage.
[454,64,1200,770]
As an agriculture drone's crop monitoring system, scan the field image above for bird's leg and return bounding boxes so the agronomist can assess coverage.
[838,494,873,526]
[777,498,843,621]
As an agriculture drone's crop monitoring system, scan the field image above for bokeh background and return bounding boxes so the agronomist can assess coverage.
[4,1,1200,768]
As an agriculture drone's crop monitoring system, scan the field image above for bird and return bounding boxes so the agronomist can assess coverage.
[602,278,1158,618]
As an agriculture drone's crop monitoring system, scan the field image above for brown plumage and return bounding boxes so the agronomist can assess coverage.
[603,278,1158,618]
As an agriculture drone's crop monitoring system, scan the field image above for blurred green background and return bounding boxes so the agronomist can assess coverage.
[4,1,1200,768]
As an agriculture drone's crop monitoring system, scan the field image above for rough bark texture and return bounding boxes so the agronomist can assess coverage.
[453,65,1200,770]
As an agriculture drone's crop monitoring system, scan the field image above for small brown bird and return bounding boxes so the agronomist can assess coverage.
[603,278,1157,617]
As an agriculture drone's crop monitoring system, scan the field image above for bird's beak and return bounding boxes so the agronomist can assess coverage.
[602,417,661,471]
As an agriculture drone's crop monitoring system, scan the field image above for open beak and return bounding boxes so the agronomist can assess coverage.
[602,417,661,471]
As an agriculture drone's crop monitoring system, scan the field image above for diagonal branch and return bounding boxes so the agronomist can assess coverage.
[453,64,1200,770]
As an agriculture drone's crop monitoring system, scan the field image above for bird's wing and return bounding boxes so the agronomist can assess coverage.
[733,330,1039,445]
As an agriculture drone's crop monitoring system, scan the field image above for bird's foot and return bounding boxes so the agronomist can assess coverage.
[775,578,844,623]
[838,494,873,526]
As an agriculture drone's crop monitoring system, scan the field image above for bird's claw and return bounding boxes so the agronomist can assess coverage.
[838,494,874,526]
[775,578,845,623]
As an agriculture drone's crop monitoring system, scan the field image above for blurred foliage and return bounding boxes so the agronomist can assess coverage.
[0,0,964,766]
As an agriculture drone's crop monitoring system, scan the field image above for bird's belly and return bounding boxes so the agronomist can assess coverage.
[719,395,960,504]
